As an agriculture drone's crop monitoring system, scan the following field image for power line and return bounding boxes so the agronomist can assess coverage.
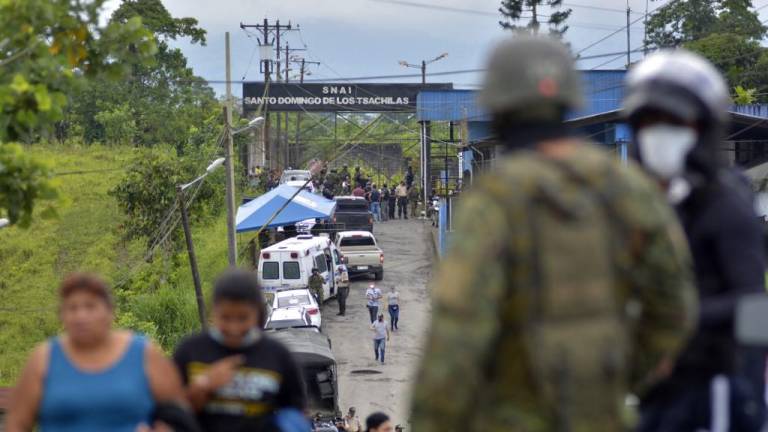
[365,0,644,31]
[368,0,644,16]
[576,0,677,55]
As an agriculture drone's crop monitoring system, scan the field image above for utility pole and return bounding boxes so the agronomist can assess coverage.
[224,32,237,267]
[240,19,296,170]
[275,20,283,170]
[643,0,649,56]
[284,42,290,167]
[626,2,631,68]
[291,57,318,165]
[177,186,207,328]
[281,45,308,167]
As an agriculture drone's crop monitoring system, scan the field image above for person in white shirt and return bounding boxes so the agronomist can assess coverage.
[365,284,383,323]
[371,314,390,364]
[387,286,400,331]
[342,407,362,432]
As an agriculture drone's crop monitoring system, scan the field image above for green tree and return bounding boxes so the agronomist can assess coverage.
[66,0,217,150]
[0,0,156,226]
[95,104,137,145]
[109,146,226,248]
[685,33,764,87]
[646,0,765,48]
[499,0,572,36]
[646,0,768,101]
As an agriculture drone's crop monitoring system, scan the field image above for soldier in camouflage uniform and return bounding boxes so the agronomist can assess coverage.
[407,185,419,218]
[409,35,697,432]
[308,268,324,305]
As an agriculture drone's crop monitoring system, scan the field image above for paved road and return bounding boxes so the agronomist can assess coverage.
[322,218,434,427]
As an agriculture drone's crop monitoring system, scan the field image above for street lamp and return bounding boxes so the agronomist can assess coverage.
[232,116,264,135]
[223,116,266,268]
[399,52,448,84]
[177,157,225,329]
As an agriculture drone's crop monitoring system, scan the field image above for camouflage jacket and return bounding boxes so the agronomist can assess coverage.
[308,274,324,301]
[409,143,696,432]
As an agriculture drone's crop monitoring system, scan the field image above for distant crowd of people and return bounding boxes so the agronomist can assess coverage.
[250,164,422,222]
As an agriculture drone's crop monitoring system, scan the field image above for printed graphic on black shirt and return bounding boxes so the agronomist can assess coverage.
[173,333,306,432]
[188,363,283,416]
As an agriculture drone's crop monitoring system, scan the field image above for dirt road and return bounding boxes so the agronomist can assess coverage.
[323,218,434,427]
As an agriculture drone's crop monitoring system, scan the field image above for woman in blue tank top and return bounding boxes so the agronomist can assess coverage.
[4,273,184,432]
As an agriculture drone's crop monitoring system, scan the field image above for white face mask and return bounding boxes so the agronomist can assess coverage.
[637,124,698,179]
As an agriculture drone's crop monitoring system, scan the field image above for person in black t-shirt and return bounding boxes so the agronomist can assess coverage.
[173,269,307,432]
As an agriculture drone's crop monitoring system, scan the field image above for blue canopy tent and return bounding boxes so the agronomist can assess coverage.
[236,185,337,233]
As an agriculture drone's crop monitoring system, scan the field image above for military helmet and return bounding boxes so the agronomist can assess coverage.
[479,35,583,117]
[623,49,730,125]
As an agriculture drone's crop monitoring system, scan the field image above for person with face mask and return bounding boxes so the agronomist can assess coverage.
[624,50,768,432]
[173,269,307,432]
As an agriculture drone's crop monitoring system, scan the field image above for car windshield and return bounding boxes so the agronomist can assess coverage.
[266,319,307,330]
[340,236,376,247]
[278,294,311,308]
[336,201,369,211]
[282,172,310,182]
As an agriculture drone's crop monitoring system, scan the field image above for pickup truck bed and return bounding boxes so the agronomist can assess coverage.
[336,232,383,280]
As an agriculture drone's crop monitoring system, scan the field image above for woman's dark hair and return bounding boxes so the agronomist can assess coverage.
[212,269,267,326]
[59,273,114,308]
[365,412,390,431]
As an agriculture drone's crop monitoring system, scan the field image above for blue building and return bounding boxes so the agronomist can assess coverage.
[418,70,768,255]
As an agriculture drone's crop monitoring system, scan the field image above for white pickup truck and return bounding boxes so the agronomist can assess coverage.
[335,231,384,280]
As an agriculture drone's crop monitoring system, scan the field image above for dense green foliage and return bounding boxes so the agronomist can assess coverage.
[0,0,156,226]
[62,0,218,150]
[647,0,768,100]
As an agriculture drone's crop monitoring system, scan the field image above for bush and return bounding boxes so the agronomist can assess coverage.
[122,284,200,351]
[109,146,225,248]
[95,103,137,146]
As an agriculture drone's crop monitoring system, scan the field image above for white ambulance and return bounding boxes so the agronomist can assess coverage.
[257,234,349,301]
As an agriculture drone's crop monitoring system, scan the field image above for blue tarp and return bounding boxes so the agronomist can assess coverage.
[236,185,337,233]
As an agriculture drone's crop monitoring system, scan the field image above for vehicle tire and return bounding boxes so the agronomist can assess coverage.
[375,270,383,281]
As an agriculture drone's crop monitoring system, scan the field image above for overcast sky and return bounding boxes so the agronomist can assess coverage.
[104,0,768,95]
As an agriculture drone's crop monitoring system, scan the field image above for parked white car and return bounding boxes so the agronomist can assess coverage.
[272,288,322,329]
[280,169,312,184]
[285,179,316,194]
[265,307,314,331]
